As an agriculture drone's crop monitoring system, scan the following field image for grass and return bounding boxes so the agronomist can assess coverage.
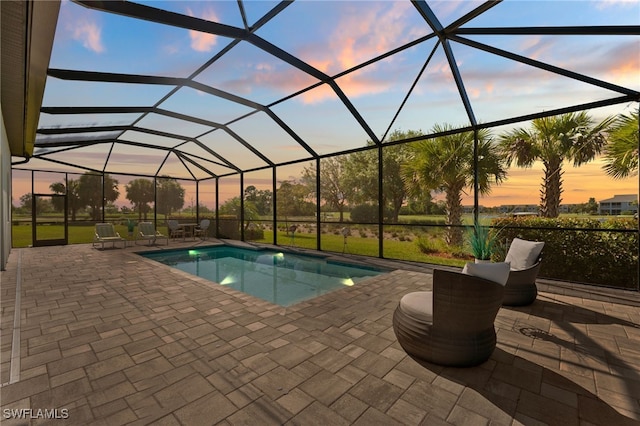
[251,230,467,267]
[12,224,466,268]
[16,211,625,266]
[10,216,488,269]
[12,223,143,247]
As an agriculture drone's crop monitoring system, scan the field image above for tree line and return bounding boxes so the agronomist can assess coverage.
[231,110,638,246]
[16,175,187,221]
[14,110,638,242]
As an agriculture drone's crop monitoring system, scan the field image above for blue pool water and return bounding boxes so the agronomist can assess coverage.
[139,246,386,306]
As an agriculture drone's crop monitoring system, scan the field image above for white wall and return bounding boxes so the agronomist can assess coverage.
[1,104,12,270]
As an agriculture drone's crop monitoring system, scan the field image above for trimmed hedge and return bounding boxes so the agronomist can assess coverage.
[491,217,638,290]
[218,215,239,239]
[350,204,393,223]
[245,227,264,241]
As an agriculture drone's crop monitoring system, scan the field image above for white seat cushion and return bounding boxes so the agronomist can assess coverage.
[462,261,511,286]
[400,291,433,323]
[505,238,544,270]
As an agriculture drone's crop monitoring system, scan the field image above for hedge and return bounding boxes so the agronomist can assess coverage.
[490,217,638,290]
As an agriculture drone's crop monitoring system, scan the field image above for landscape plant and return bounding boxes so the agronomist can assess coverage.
[493,216,637,288]
[602,109,639,179]
[402,124,506,246]
[467,222,498,261]
[498,112,616,218]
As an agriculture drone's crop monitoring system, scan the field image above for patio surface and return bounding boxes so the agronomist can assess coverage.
[1,239,639,425]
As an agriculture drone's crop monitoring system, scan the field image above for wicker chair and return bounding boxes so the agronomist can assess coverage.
[502,259,541,306]
[502,238,544,306]
[393,269,505,367]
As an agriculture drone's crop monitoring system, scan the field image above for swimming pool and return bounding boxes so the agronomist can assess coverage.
[139,245,387,306]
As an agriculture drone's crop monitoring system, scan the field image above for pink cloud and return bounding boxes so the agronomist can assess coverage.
[186,7,219,52]
[60,1,105,53]
[220,64,318,98]
[72,21,104,53]
[207,4,446,105]
[518,36,556,62]
[600,42,640,87]
[295,2,422,104]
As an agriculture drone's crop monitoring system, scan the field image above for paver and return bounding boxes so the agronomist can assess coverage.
[0,242,638,425]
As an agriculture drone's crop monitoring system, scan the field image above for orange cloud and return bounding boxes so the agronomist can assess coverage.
[297,2,421,104]
[605,43,640,87]
[484,82,495,95]
[186,7,219,52]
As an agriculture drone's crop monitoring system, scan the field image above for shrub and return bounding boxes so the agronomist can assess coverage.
[218,215,239,239]
[492,217,637,289]
[416,235,468,259]
[245,227,264,241]
[398,217,446,226]
[350,204,393,223]
[350,204,379,223]
[416,235,443,254]
[399,206,413,215]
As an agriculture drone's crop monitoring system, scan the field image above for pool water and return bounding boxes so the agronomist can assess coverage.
[139,246,386,306]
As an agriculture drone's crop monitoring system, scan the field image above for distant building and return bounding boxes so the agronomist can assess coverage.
[497,204,539,215]
[559,204,573,214]
[598,194,638,215]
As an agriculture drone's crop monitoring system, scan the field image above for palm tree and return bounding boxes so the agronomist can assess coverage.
[402,124,506,246]
[498,111,615,218]
[49,179,81,221]
[603,109,639,179]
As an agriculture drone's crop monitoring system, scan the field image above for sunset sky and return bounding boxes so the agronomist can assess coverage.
[11,0,640,210]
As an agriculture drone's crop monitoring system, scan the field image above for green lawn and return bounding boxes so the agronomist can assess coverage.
[13,212,626,268]
[11,223,140,247]
[252,230,466,267]
[12,223,466,268]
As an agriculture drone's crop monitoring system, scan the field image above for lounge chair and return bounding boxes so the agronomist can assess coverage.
[393,264,508,367]
[167,220,185,240]
[502,238,544,306]
[194,219,210,240]
[136,222,169,246]
[93,223,126,249]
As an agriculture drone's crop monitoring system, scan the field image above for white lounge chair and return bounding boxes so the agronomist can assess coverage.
[93,223,126,249]
[194,219,210,240]
[167,220,185,240]
[136,222,169,246]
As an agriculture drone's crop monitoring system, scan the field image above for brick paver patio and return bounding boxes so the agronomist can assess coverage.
[1,240,639,425]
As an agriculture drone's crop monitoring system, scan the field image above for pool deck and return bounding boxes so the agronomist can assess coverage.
[1,239,639,425]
